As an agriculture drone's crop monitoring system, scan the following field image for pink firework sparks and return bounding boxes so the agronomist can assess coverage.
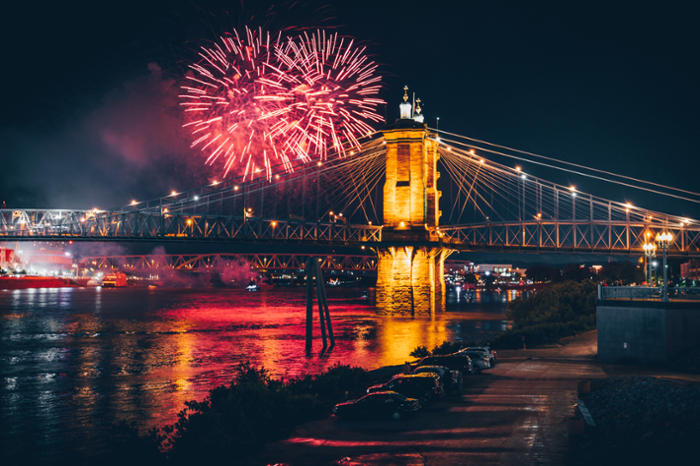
[180,27,384,180]
[265,29,385,161]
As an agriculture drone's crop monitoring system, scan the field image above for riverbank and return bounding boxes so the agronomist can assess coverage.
[252,329,700,466]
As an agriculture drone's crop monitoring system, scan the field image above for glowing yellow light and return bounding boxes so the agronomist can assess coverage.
[271,221,277,227]
[515,166,521,172]
[368,221,372,225]
[131,200,137,205]
[187,219,192,225]
[469,149,475,155]
[338,213,343,217]
[317,162,323,166]
[212,181,219,185]
[234,186,239,191]
[163,208,168,213]
[361,245,366,250]
[625,203,633,208]
[480,159,484,164]
[171,191,177,196]
[275,175,280,179]
[399,221,405,227]
[569,185,576,191]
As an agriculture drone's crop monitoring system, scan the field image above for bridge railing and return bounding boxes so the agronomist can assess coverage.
[598,285,700,300]
[0,209,382,244]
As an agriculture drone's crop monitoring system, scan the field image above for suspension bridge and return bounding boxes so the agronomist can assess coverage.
[2,100,698,311]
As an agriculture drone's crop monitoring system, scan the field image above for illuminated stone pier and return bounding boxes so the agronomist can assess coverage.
[376,93,450,315]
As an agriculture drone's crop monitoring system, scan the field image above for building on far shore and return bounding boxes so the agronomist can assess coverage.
[473,264,526,278]
[680,260,700,280]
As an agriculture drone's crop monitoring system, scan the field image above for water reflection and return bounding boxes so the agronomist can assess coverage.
[0,286,519,464]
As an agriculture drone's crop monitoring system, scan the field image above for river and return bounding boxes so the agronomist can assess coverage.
[0,285,522,464]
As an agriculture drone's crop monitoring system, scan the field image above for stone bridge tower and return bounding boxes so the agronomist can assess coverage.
[376,89,450,315]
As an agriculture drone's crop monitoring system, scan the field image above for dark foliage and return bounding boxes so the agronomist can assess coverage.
[409,341,464,359]
[570,377,700,466]
[101,361,375,465]
[490,280,597,349]
[431,341,463,355]
[410,345,430,359]
[598,261,644,285]
[526,264,561,283]
[562,263,591,282]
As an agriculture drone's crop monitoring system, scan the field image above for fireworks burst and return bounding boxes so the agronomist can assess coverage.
[180,27,384,180]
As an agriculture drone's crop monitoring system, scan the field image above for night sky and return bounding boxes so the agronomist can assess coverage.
[1,0,698,222]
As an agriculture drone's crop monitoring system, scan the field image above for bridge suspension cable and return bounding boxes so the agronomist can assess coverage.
[432,129,700,205]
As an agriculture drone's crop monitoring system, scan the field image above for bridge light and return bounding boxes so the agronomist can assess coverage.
[569,185,576,191]
[338,213,343,217]
[212,180,219,185]
[234,186,239,191]
[515,166,521,172]
[361,245,366,250]
[480,159,484,164]
[399,221,406,228]
[187,219,192,225]
[368,221,372,225]
[194,196,199,201]
[163,208,168,213]
[275,174,280,179]
[131,200,137,205]
[317,162,323,166]
[271,221,277,227]
[171,191,177,196]
[521,174,526,180]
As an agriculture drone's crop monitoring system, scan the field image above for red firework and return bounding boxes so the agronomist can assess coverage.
[180,27,384,180]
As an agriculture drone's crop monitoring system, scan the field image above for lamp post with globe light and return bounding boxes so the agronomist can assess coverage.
[655,232,673,302]
[643,242,656,286]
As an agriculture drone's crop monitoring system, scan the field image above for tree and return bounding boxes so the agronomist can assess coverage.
[526,264,551,282]
[562,263,589,282]
[526,264,560,283]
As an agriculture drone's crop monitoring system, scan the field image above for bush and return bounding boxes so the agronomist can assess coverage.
[409,345,430,359]
[489,280,597,349]
[409,341,464,359]
[103,361,376,465]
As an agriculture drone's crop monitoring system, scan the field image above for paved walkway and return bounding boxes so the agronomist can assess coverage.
[256,359,605,465]
[253,330,700,465]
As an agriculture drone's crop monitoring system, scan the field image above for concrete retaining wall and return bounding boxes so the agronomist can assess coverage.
[597,300,700,365]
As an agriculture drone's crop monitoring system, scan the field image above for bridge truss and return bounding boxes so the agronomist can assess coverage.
[2,129,699,258]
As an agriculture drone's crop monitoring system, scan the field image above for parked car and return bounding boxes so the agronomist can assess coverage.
[456,351,490,373]
[415,354,475,375]
[461,346,498,366]
[332,391,421,420]
[367,373,445,402]
[412,365,463,394]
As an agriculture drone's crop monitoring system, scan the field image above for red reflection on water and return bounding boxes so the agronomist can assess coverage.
[1,285,513,453]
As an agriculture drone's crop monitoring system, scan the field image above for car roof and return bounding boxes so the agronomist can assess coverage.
[364,391,402,397]
[414,365,448,371]
[392,373,439,379]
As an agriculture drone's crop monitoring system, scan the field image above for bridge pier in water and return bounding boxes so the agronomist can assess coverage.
[376,107,450,315]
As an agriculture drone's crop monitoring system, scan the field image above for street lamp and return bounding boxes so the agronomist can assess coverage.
[655,232,673,302]
[643,242,656,286]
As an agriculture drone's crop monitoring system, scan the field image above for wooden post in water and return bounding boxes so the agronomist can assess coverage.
[305,257,314,352]
[315,260,334,346]
[314,259,328,348]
